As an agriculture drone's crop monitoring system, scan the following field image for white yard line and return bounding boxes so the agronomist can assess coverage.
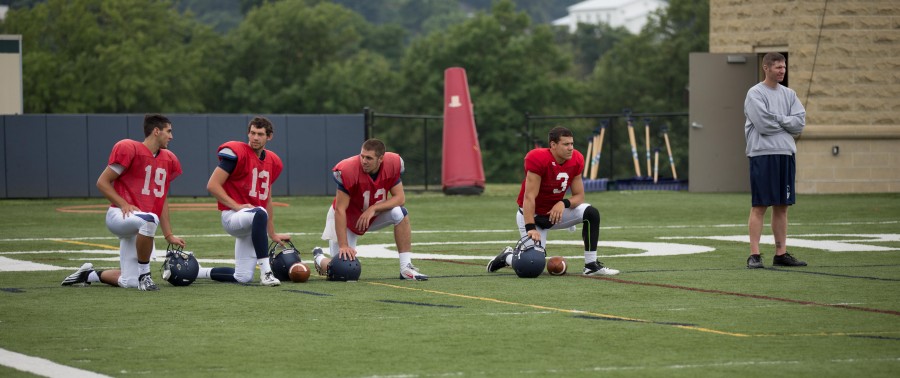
[0,220,894,242]
[0,347,112,378]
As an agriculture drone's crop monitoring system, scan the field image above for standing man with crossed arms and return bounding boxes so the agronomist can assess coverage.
[313,138,429,281]
[487,126,618,276]
[744,52,807,269]
[202,116,288,286]
[61,114,184,290]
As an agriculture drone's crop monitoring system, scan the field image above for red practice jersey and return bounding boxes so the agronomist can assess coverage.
[332,152,403,235]
[108,139,182,215]
[216,141,283,211]
[516,148,584,215]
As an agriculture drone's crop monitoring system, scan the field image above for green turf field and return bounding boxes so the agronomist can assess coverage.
[1,187,899,377]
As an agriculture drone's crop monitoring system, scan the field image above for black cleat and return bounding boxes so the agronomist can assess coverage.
[583,260,620,276]
[61,263,94,286]
[487,247,513,272]
[773,252,807,267]
[747,254,764,269]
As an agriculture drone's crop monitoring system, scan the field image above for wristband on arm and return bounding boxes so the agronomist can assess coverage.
[525,223,536,232]
[561,199,571,208]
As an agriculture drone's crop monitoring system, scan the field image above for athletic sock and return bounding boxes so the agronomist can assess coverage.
[505,254,513,266]
[138,262,150,275]
[399,252,412,269]
[584,251,597,265]
[87,271,100,283]
[257,257,272,274]
[197,267,212,279]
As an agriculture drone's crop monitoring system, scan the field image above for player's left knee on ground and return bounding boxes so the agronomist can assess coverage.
[233,270,254,283]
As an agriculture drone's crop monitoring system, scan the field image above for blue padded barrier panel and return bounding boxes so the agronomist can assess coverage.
[167,115,209,197]
[286,115,327,196]
[324,114,365,195]
[0,116,6,198]
[6,115,48,197]
[1,114,364,198]
[47,115,90,197]
[87,115,129,198]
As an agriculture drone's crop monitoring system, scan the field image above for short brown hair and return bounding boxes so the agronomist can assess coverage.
[362,138,386,157]
[143,114,171,137]
[248,116,274,136]
[762,52,786,68]
[548,126,573,144]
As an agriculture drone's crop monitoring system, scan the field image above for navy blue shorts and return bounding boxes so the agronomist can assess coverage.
[749,154,796,207]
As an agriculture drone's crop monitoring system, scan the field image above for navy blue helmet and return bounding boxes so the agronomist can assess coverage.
[512,235,546,278]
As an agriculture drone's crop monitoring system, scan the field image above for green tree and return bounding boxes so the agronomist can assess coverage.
[177,0,243,34]
[222,0,400,113]
[582,0,709,179]
[1,0,225,113]
[302,51,401,113]
[557,22,631,79]
[393,0,579,182]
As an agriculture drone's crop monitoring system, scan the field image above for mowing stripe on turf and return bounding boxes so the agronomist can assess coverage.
[367,282,749,337]
[0,347,111,378]
[586,276,900,317]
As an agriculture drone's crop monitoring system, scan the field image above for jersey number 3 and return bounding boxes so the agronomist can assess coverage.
[552,172,569,194]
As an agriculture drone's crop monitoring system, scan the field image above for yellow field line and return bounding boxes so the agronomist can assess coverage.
[55,240,118,250]
[367,282,748,337]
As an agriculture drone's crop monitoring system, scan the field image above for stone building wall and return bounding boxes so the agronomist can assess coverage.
[709,0,900,193]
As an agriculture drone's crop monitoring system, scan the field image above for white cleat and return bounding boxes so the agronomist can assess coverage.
[583,261,619,276]
[400,263,428,281]
[260,271,281,286]
[138,273,159,291]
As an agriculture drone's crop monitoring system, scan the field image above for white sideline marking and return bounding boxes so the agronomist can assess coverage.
[0,257,69,272]
[660,234,900,252]
[0,220,894,242]
[355,240,714,259]
[0,347,111,378]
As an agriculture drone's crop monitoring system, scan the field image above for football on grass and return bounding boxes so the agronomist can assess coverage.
[547,256,567,276]
[289,263,310,283]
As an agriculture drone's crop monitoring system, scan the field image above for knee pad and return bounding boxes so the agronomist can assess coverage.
[136,213,159,237]
[390,206,408,225]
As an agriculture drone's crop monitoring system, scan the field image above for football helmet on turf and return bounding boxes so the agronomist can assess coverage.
[512,235,546,278]
[269,240,302,282]
[161,244,199,286]
[327,257,361,281]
